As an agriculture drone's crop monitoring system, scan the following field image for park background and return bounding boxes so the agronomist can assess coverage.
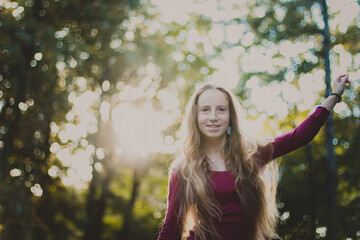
[1,0,360,239]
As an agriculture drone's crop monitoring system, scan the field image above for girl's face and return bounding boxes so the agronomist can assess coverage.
[197,89,230,142]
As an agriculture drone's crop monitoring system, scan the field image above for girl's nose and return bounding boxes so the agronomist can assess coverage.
[209,110,217,121]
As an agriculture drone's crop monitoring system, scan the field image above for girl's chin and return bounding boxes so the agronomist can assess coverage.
[202,133,226,140]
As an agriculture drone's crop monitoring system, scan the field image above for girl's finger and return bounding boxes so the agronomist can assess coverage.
[339,74,349,83]
[337,74,348,82]
[346,75,351,83]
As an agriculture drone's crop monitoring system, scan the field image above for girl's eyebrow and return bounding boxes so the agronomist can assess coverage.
[197,105,228,109]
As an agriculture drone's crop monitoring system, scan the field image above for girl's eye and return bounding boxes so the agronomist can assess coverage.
[202,109,209,112]
[219,108,226,112]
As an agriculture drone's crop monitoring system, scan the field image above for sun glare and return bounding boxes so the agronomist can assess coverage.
[50,0,359,189]
[112,102,177,157]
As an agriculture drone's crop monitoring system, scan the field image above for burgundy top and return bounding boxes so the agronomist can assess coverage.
[158,107,330,240]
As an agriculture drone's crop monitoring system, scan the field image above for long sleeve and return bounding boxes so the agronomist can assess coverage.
[158,173,183,240]
[272,106,330,159]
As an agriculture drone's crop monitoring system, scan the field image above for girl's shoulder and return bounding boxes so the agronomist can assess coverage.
[168,161,183,181]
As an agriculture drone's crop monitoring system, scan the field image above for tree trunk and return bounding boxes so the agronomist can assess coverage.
[93,174,111,240]
[83,161,99,240]
[119,169,140,240]
[305,144,317,240]
[83,166,111,240]
[321,0,337,239]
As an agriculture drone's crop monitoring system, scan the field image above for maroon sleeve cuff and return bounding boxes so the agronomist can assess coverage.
[313,106,330,124]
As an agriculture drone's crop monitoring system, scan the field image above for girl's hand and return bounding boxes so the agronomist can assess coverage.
[333,74,351,95]
[321,74,351,111]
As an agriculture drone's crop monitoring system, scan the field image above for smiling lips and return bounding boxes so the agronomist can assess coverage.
[207,124,221,129]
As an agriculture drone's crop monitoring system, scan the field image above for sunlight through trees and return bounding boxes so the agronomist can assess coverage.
[0,0,359,239]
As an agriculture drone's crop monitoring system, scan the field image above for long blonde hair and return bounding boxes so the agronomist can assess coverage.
[167,83,279,240]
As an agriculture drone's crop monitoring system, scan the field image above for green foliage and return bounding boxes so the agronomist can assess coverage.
[243,0,360,238]
[1,0,359,239]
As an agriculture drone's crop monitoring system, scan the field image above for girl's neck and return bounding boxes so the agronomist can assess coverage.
[203,138,227,171]
[202,137,226,158]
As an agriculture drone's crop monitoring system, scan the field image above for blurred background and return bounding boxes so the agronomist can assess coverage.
[0,0,359,239]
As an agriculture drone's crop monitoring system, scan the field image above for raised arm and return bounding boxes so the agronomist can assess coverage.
[272,73,351,159]
[272,106,329,159]
[157,173,183,240]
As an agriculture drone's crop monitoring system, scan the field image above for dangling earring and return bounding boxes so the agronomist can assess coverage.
[227,126,232,135]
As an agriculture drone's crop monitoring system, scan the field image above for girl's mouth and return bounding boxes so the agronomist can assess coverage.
[207,124,221,129]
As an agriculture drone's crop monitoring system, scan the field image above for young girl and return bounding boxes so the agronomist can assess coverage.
[158,74,351,240]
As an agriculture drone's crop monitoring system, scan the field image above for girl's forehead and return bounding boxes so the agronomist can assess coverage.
[197,89,229,106]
